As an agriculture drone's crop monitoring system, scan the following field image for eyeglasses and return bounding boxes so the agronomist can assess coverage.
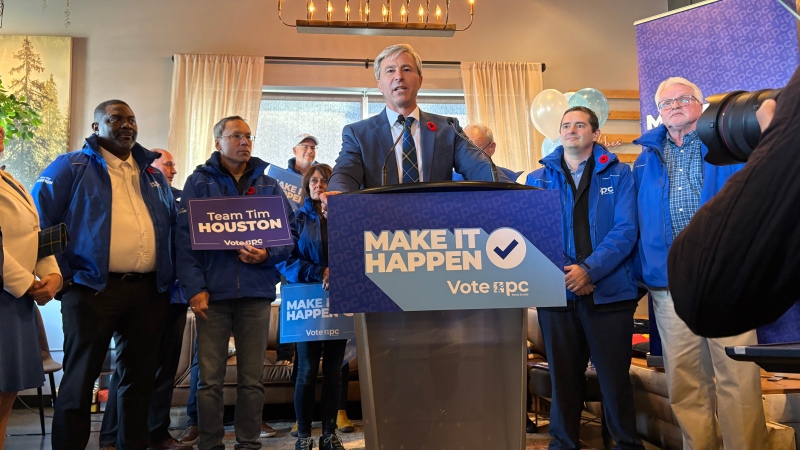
[657,95,698,111]
[297,144,317,151]
[309,177,329,185]
[220,134,255,141]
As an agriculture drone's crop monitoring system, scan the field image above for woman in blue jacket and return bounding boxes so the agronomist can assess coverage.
[280,164,348,450]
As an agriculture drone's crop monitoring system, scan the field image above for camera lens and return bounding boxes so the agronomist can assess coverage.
[698,89,780,165]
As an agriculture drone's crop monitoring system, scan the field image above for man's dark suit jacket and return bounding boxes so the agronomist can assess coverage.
[328,108,509,192]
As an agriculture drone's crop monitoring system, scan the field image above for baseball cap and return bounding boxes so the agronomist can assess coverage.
[293,133,320,147]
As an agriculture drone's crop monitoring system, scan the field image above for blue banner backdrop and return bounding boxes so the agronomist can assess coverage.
[635,0,800,349]
[636,0,799,133]
[279,283,356,343]
[327,189,566,313]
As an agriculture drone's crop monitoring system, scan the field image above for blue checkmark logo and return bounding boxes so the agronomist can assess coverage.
[494,239,519,259]
[486,228,527,269]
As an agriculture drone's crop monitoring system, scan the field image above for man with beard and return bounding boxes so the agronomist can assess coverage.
[98,148,190,450]
[34,100,177,450]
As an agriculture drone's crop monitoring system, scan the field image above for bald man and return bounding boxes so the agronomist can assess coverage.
[99,148,189,450]
[452,124,523,182]
[151,148,178,186]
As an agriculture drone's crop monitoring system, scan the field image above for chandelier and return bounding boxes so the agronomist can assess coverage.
[278,0,475,37]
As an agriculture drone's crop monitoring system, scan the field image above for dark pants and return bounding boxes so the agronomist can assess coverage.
[340,361,350,410]
[99,303,188,446]
[294,339,347,437]
[538,299,644,450]
[52,275,168,450]
[186,342,199,426]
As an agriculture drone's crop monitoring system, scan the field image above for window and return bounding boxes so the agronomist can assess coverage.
[253,89,466,169]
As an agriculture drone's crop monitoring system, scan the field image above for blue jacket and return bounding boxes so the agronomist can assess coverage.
[32,134,177,294]
[287,157,318,175]
[525,144,638,304]
[177,152,294,302]
[278,196,326,283]
[632,125,743,288]
[169,187,187,305]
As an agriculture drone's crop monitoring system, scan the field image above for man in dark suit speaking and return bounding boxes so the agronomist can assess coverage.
[326,43,508,194]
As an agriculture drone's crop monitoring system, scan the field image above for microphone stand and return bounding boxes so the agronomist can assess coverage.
[381,115,407,186]
[447,118,499,183]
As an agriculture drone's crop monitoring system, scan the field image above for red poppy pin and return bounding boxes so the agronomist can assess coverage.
[427,121,437,131]
[598,155,609,164]
[146,167,155,173]
[246,186,256,195]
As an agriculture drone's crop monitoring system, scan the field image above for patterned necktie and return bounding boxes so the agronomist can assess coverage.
[401,117,419,183]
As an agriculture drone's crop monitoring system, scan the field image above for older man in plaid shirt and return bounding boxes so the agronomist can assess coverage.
[632,77,769,450]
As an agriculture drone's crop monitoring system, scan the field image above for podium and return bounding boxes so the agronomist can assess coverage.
[327,182,565,450]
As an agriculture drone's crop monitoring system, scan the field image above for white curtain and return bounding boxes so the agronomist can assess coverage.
[168,54,265,186]
[460,62,544,176]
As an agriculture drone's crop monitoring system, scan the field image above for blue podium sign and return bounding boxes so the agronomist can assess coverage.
[267,165,304,210]
[187,196,292,250]
[279,283,356,343]
[327,189,566,313]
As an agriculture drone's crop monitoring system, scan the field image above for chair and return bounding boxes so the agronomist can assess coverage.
[34,303,62,435]
[526,308,611,448]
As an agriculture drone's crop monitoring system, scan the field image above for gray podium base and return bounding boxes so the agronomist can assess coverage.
[355,308,527,450]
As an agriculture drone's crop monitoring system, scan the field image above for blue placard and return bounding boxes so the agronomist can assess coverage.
[327,189,566,313]
[187,196,292,250]
[279,283,356,343]
[267,165,304,211]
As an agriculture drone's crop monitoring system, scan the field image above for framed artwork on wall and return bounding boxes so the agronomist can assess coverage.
[0,35,72,189]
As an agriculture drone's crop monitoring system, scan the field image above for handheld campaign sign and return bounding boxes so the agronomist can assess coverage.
[279,283,356,343]
[266,165,304,210]
[187,196,292,250]
[328,189,566,313]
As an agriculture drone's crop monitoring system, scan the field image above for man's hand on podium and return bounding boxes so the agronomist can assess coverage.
[319,191,342,220]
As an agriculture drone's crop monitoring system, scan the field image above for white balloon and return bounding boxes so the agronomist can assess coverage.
[541,137,561,157]
[530,89,570,141]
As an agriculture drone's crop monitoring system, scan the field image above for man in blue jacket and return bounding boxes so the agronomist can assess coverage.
[288,133,319,176]
[98,148,190,450]
[176,115,294,450]
[633,77,768,450]
[34,100,177,450]
[526,106,643,450]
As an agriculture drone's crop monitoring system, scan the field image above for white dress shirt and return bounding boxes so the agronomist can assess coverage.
[101,147,157,273]
[385,107,424,183]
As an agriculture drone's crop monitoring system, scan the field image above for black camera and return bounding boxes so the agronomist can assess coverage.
[697,89,781,165]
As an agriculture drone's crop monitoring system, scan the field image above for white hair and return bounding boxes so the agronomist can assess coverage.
[655,77,703,106]
[464,123,494,143]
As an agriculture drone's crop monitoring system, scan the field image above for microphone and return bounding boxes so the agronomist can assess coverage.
[381,115,406,186]
[447,118,499,183]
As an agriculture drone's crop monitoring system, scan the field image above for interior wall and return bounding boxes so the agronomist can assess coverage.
[1,0,667,152]
[2,0,666,395]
